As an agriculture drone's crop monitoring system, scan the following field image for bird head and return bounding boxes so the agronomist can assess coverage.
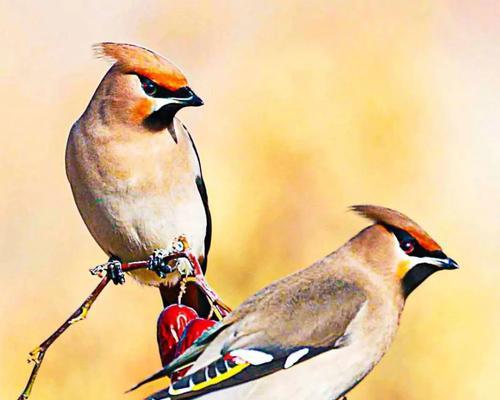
[90,42,203,130]
[351,205,458,297]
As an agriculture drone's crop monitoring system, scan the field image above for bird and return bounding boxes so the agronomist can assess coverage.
[65,42,212,314]
[133,205,458,400]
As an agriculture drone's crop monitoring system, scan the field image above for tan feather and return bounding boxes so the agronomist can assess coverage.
[93,42,188,90]
[351,204,441,251]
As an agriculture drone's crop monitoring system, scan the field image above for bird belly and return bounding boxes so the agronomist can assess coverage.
[81,189,206,285]
[66,121,207,287]
[67,162,206,287]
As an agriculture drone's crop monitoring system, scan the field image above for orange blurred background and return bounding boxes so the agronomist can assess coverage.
[1,1,498,399]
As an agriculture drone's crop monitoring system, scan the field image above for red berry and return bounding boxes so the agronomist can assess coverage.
[157,304,198,366]
[171,318,217,381]
[175,318,217,358]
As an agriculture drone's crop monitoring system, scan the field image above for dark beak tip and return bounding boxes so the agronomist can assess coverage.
[187,87,203,107]
[190,95,203,107]
[446,258,459,270]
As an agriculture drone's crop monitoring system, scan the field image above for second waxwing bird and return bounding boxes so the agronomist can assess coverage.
[134,205,458,400]
[66,43,212,313]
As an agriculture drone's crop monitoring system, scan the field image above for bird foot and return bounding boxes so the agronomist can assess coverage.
[148,249,176,278]
[148,236,192,279]
[89,258,124,285]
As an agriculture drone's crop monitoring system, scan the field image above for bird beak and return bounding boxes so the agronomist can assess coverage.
[417,254,459,271]
[438,257,459,270]
[181,87,204,107]
[151,87,204,113]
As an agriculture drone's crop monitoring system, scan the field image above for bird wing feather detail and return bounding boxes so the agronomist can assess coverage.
[140,276,367,399]
[145,344,346,400]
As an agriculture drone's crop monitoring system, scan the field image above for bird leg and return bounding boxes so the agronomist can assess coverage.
[148,236,192,278]
[91,257,125,284]
[148,248,175,278]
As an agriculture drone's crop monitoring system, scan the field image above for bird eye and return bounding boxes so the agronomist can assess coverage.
[401,239,415,254]
[139,76,158,96]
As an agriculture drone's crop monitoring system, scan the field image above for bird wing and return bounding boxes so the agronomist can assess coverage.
[195,175,211,273]
[140,273,367,399]
[182,122,211,274]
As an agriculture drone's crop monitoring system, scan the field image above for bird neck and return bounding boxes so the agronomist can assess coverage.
[334,225,406,309]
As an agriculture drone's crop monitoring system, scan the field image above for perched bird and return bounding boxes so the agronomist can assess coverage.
[135,205,458,400]
[66,43,211,313]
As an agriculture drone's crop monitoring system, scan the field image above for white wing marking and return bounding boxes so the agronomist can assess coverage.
[284,348,310,369]
[229,349,274,365]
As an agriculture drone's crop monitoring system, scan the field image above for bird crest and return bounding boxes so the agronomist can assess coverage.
[351,205,441,252]
[93,42,188,90]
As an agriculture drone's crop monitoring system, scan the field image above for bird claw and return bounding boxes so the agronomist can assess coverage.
[107,260,125,284]
[89,236,191,281]
[89,259,124,284]
[148,249,175,278]
[149,236,191,278]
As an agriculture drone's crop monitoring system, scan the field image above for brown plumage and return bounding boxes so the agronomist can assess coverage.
[351,204,441,251]
[136,205,458,400]
[66,43,210,314]
[94,42,188,90]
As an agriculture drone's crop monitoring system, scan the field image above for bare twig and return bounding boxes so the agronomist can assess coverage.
[17,260,148,400]
[17,244,229,400]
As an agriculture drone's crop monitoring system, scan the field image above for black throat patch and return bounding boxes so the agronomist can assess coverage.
[402,263,439,297]
[143,110,178,143]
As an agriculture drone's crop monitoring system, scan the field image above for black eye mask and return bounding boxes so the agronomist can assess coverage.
[385,225,446,259]
[134,74,203,132]
[137,75,194,100]
[384,225,448,297]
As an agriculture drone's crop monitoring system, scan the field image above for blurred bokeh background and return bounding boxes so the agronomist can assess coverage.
[1,1,498,399]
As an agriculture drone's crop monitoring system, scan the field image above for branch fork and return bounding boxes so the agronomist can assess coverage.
[17,236,230,400]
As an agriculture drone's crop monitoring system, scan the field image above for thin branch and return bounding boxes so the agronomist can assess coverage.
[17,247,229,400]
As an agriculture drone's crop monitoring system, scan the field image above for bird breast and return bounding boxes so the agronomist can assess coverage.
[66,119,207,272]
